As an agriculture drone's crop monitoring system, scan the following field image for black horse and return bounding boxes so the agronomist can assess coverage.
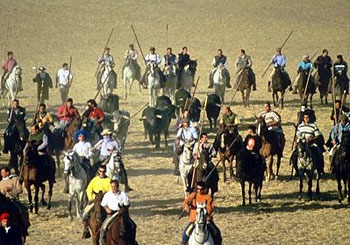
[332,131,350,203]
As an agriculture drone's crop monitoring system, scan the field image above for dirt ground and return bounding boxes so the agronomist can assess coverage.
[1,0,350,244]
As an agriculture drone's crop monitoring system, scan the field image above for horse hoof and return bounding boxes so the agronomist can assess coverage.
[47,204,51,210]
[41,201,47,206]
[35,210,38,214]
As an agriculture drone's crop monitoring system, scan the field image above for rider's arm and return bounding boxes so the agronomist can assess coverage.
[37,134,48,151]
[206,196,213,216]
[183,192,195,213]
[212,58,216,67]
[133,50,139,60]
[86,178,95,201]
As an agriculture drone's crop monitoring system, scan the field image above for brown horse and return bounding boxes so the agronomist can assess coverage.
[88,191,106,245]
[0,193,30,244]
[52,116,82,176]
[214,126,243,182]
[237,68,253,107]
[106,204,138,245]
[297,70,316,108]
[22,143,55,214]
[256,116,285,181]
[271,67,289,109]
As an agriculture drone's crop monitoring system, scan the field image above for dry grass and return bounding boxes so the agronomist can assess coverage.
[1,0,350,244]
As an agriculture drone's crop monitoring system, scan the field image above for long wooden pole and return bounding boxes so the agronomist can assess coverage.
[66,56,73,96]
[166,24,169,47]
[228,69,244,107]
[3,22,10,59]
[131,25,147,67]
[261,30,293,78]
[94,28,114,78]
[184,76,200,111]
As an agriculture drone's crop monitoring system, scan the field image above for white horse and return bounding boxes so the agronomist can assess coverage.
[179,64,194,92]
[2,65,22,106]
[179,140,195,198]
[123,55,141,99]
[100,64,117,96]
[105,150,122,181]
[189,202,214,245]
[148,62,162,107]
[213,64,228,104]
[63,151,88,220]
[163,64,178,101]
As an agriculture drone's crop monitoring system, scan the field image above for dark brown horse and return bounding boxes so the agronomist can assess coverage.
[88,191,106,245]
[52,116,82,176]
[297,70,316,108]
[214,126,243,182]
[256,116,285,181]
[315,70,330,104]
[237,68,253,107]
[106,204,138,245]
[271,67,289,109]
[0,193,30,244]
[22,143,55,214]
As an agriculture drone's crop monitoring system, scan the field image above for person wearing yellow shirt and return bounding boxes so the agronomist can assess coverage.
[35,103,54,130]
[82,165,111,239]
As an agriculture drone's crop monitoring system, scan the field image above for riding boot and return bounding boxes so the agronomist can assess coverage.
[82,219,91,239]
[225,69,232,88]
[267,81,272,92]
[62,174,69,194]
[208,73,214,89]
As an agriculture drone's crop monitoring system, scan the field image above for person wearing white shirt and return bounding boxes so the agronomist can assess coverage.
[72,130,92,164]
[141,47,165,88]
[100,180,130,244]
[56,63,73,104]
[209,49,231,89]
[122,44,141,82]
[93,129,121,162]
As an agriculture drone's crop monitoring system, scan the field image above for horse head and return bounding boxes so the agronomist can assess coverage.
[296,134,309,158]
[116,204,130,237]
[255,116,267,137]
[149,62,157,75]
[63,150,76,175]
[195,201,208,231]
[125,55,132,67]
[340,131,350,153]
[198,148,210,171]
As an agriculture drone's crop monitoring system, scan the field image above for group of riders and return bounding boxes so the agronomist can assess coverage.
[0,44,349,245]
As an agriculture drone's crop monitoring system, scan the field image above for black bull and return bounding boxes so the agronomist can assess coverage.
[206,94,221,129]
[141,106,170,149]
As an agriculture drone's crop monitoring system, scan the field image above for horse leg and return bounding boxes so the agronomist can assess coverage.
[310,94,313,109]
[273,92,276,106]
[26,183,33,213]
[299,172,303,201]
[56,153,61,177]
[222,157,227,182]
[47,181,53,210]
[34,184,40,214]
[247,89,251,107]
[276,156,281,180]
[40,183,47,206]
[241,181,245,206]
[347,177,350,204]
[337,177,343,203]
[343,178,347,199]
[181,175,188,198]
[68,192,73,220]
[254,181,259,203]
[307,172,313,201]
[229,156,234,179]
[124,78,128,99]
[248,181,252,205]
[241,91,245,108]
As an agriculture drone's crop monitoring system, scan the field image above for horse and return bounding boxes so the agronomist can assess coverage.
[188,201,213,245]
[88,191,106,245]
[236,148,266,206]
[0,193,30,245]
[105,150,131,192]
[315,70,330,104]
[180,60,197,92]
[106,204,138,245]
[52,116,82,176]
[213,64,228,104]
[123,55,141,100]
[147,62,162,107]
[63,151,89,219]
[332,131,350,203]
[2,65,22,106]
[297,70,316,108]
[214,126,243,182]
[163,64,178,101]
[179,140,195,197]
[295,135,321,201]
[271,66,288,109]
[236,68,252,107]
[99,64,117,96]
[256,116,285,181]
[333,72,349,102]
[22,143,55,214]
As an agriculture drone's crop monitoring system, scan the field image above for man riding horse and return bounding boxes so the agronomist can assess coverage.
[178,46,194,83]
[314,49,332,92]
[1,51,19,92]
[97,47,116,90]
[235,49,256,91]
[161,47,178,81]
[141,47,165,88]
[122,44,141,81]
[333,55,349,95]
[267,47,291,92]
[258,102,284,154]
[56,98,80,130]
[83,99,105,137]
[218,106,240,137]
[292,55,315,94]
[244,125,263,163]
[208,48,231,89]
[3,99,27,146]
[182,181,222,245]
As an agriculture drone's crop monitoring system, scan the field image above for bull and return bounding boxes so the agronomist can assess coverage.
[206,94,221,130]
[103,109,130,150]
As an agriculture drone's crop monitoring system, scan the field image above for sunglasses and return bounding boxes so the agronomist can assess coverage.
[99,170,106,173]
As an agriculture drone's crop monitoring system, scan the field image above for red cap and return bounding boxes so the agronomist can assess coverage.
[0,213,10,220]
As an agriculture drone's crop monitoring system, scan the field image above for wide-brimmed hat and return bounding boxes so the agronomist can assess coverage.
[150,47,155,51]
[74,130,88,140]
[101,129,113,136]
[302,55,309,59]
[38,66,46,71]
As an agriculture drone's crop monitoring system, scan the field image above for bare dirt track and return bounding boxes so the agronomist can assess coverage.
[1,0,350,244]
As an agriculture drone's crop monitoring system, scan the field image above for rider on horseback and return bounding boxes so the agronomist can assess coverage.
[219,106,240,136]
[122,44,141,81]
[235,49,256,91]
[208,48,231,89]
[1,51,17,91]
[334,55,349,92]
[83,99,105,136]
[82,165,111,239]
[178,47,193,81]
[182,181,222,245]
[99,179,133,245]
[328,115,350,172]
[258,102,284,154]
[3,99,27,154]
[267,47,291,92]
[314,49,332,92]
[141,47,165,88]
[292,55,315,94]
[295,112,325,174]
[57,98,80,129]
[161,47,177,81]
[97,47,115,89]
[34,103,54,130]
